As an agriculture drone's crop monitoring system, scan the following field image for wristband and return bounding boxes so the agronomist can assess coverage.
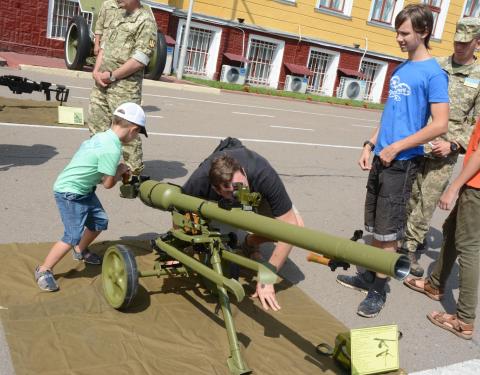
[363,140,375,151]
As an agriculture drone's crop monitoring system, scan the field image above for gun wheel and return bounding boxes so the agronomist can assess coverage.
[102,245,138,310]
[64,15,91,70]
[144,32,167,80]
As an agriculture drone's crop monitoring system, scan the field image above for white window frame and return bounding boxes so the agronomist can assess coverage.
[245,34,285,89]
[47,0,93,40]
[306,47,340,96]
[368,0,404,28]
[173,20,222,80]
[315,0,354,18]
[360,57,388,103]
[461,0,480,17]
[422,0,451,40]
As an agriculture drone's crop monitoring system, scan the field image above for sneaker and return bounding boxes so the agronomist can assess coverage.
[336,272,374,294]
[357,289,386,318]
[72,248,102,265]
[398,248,424,277]
[34,266,59,292]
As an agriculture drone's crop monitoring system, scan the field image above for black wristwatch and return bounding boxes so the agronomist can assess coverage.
[109,71,116,83]
[450,142,459,152]
[363,140,375,151]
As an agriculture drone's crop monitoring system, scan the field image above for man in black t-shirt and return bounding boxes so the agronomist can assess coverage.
[182,145,303,312]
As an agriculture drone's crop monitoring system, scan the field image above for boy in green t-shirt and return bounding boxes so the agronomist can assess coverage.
[35,102,148,292]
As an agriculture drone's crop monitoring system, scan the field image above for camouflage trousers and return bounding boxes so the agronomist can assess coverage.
[88,84,144,175]
[402,155,458,252]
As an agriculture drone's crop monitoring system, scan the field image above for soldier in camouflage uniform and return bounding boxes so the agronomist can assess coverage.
[88,0,157,175]
[93,0,119,56]
[400,17,480,277]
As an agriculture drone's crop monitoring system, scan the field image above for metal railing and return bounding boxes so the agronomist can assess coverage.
[360,60,381,101]
[50,0,93,40]
[307,50,333,94]
[179,26,213,76]
[246,39,277,86]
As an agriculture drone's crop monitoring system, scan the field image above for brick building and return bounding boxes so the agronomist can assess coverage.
[1,1,477,103]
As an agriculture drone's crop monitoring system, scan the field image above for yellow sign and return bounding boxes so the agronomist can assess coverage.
[351,325,399,375]
[58,106,84,125]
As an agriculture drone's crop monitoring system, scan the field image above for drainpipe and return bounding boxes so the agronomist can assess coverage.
[176,0,195,80]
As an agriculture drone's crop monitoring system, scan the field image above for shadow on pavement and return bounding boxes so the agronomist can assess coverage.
[143,159,188,181]
[0,143,58,171]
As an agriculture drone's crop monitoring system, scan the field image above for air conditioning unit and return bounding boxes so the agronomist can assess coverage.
[284,75,308,94]
[220,65,247,85]
[337,77,367,100]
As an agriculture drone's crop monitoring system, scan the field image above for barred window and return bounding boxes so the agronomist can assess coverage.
[49,0,93,40]
[464,0,480,17]
[246,39,278,86]
[307,51,334,95]
[360,60,382,101]
[178,26,213,76]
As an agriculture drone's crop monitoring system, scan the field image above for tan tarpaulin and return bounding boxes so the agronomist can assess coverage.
[0,241,349,375]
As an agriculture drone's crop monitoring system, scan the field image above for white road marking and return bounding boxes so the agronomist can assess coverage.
[65,87,377,123]
[270,125,314,131]
[142,93,378,123]
[71,96,90,100]
[147,115,164,118]
[352,124,377,129]
[0,122,361,150]
[232,111,275,118]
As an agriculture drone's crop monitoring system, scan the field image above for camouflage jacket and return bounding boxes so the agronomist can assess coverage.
[95,0,119,36]
[436,56,480,151]
[101,5,157,90]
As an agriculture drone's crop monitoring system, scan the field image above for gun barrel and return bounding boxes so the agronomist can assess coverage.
[139,181,410,279]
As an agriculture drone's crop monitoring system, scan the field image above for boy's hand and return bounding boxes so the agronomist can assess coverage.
[379,144,399,166]
[358,148,372,170]
[116,163,130,180]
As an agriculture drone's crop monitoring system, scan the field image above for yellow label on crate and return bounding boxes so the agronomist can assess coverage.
[58,106,84,125]
[351,325,399,375]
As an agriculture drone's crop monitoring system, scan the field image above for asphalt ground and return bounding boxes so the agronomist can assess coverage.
[1,66,479,374]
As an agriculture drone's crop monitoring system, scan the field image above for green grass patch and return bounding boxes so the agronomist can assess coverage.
[182,76,384,110]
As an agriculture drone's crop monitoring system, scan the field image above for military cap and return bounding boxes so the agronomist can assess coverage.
[454,17,480,42]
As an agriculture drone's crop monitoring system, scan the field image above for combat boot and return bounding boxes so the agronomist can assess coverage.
[398,248,424,277]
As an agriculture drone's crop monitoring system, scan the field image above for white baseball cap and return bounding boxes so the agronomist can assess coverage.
[113,102,148,137]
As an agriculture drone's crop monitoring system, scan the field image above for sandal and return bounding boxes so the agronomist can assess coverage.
[72,248,102,265]
[403,277,444,301]
[427,311,474,340]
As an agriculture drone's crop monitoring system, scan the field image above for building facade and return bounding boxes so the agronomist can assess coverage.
[0,0,478,102]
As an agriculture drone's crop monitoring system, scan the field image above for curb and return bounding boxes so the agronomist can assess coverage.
[18,65,221,95]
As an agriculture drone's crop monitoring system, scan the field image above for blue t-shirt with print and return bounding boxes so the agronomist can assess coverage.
[375,58,449,160]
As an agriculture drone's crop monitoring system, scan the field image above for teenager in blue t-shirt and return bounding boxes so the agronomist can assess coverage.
[336,4,449,318]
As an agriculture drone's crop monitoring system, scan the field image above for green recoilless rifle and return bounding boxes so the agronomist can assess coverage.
[103,178,410,375]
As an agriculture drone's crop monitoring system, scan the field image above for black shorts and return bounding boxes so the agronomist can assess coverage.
[364,156,420,241]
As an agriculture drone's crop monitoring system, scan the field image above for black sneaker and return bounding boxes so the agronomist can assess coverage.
[336,272,374,294]
[357,289,386,318]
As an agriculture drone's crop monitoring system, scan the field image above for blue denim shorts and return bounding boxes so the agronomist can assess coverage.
[54,191,108,246]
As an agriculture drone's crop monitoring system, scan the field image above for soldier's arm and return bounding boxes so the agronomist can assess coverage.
[110,19,157,81]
